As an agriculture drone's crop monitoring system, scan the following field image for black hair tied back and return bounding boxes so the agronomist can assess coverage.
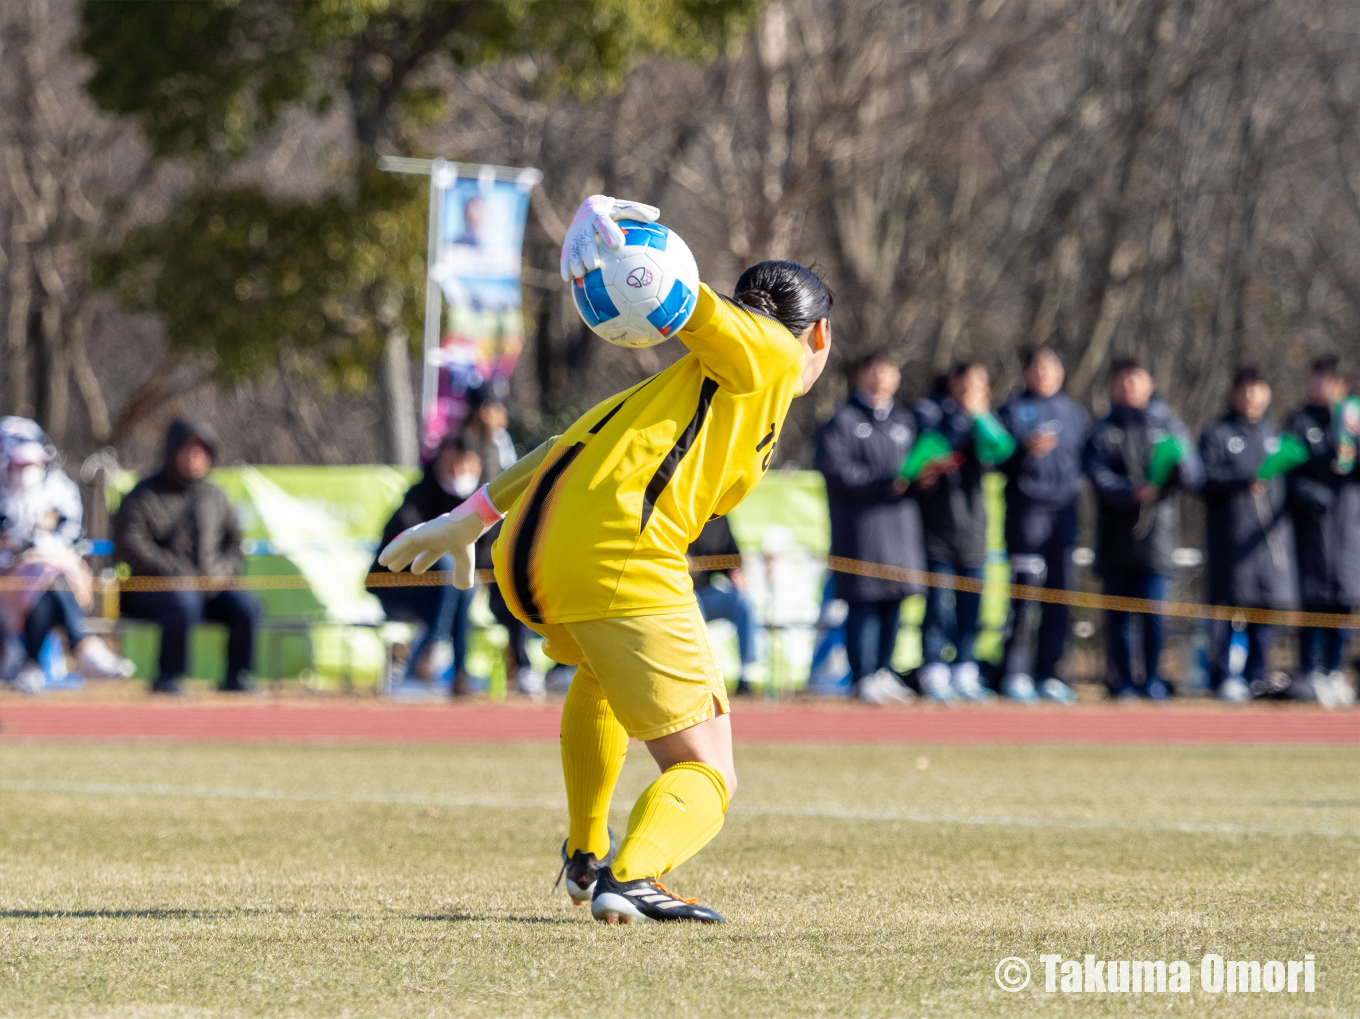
[732,287,779,317]
[729,260,833,337]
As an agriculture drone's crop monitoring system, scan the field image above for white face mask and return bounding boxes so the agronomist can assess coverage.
[440,472,480,498]
[17,464,44,490]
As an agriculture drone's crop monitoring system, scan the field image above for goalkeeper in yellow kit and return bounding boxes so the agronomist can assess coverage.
[381,195,833,924]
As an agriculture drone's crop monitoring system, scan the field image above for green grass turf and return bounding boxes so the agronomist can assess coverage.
[0,741,1357,1018]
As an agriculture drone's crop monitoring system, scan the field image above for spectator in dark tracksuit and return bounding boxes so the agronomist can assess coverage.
[1084,359,1203,699]
[370,434,481,696]
[816,352,923,704]
[995,346,1089,704]
[1284,356,1359,707]
[687,515,757,697]
[115,419,260,695]
[1199,368,1297,702]
[914,363,1014,702]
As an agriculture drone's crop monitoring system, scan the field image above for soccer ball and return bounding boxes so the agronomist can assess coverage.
[570,222,700,348]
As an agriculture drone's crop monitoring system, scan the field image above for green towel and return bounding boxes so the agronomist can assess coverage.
[1256,432,1310,482]
[972,412,1017,467]
[1334,397,1360,444]
[1145,433,1189,488]
[898,430,955,482]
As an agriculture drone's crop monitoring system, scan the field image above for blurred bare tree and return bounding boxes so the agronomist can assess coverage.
[1,0,1358,472]
[427,0,1360,467]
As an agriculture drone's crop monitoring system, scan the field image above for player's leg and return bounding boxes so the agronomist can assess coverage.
[567,607,731,923]
[616,711,735,874]
[560,662,629,858]
[547,627,628,903]
[591,713,731,924]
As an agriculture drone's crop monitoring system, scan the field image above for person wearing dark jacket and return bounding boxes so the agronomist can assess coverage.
[995,346,1089,704]
[1284,356,1359,707]
[114,419,259,695]
[370,434,482,696]
[461,392,543,699]
[815,352,922,704]
[687,515,756,696]
[1083,360,1204,699]
[913,363,1015,702]
[1199,368,1298,702]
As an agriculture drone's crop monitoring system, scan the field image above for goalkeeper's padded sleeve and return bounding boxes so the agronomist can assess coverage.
[972,411,1017,467]
[486,435,562,514]
[1257,431,1311,482]
[898,430,956,481]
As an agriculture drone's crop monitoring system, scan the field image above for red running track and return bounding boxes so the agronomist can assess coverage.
[0,702,1357,744]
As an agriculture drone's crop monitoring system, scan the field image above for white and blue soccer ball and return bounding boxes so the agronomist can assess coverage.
[571,222,700,348]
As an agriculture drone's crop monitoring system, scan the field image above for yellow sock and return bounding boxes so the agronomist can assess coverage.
[560,665,629,859]
[611,762,729,882]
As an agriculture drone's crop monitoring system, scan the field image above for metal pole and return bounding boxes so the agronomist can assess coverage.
[419,160,450,426]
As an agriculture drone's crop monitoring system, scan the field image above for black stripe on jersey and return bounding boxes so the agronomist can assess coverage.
[756,424,776,452]
[511,442,585,624]
[589,372,661,435]
[640,377,720,533]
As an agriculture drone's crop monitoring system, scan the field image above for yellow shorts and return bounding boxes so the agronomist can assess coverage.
[532,604,730,742]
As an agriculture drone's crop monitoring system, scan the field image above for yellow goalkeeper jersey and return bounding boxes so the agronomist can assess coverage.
[491,283,805,625]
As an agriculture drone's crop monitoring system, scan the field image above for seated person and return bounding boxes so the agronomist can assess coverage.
[0,421,133,691]
[370,434,481,696]
[687,515,756,696]
[461,391,544,698]
[114,420,260,695]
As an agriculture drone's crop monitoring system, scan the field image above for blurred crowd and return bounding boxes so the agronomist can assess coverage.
[2,355,1356,708]
[813,352,1358,706]
[0,416,133,691]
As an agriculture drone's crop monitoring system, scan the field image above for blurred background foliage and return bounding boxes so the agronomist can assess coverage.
[74,0,757,463]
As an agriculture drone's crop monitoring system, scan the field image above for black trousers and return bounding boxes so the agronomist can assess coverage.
[845,599,902,681]
[1003,504,1077,681]
[1208,619,1275,688]
[24,589,88,660]
[121,589,260,682]
[488,583,531,671]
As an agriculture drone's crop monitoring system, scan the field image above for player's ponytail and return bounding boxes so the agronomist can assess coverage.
[730,260,833,337]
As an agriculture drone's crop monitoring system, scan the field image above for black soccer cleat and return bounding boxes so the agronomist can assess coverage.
[590,867,726,924]
[554,829,615,905]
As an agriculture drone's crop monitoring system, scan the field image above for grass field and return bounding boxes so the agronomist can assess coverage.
[1,740,1357,1018]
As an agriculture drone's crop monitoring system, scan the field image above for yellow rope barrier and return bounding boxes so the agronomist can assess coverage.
[0,555,1353,629]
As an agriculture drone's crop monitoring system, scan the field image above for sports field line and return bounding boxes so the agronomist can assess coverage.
[4,778,1357,839]
[3,703,1358,743]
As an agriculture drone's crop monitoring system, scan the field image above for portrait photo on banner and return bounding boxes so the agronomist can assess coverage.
[424,170,533,453]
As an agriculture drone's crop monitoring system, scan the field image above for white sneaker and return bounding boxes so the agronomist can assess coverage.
[14,661,45,694]
[1316,670,1354,709]
[1217,676,1251,703]
[1309,669,1337,708]
[1038,678,1078,704]
[919,663,955,703]
[544,664,576,694]
[951,661,995,701]
[1001,673,1038,703]
[856,669,914,704]
[75,637,136,679]
[515,666,546,700]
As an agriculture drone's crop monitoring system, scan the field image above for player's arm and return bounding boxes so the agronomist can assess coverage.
[487,436,559,512]
[678,284,804,395]
[379,435,560,587]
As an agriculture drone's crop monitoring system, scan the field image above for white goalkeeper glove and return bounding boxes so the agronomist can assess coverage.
[560,195,661,281]
[377,485,503,590]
